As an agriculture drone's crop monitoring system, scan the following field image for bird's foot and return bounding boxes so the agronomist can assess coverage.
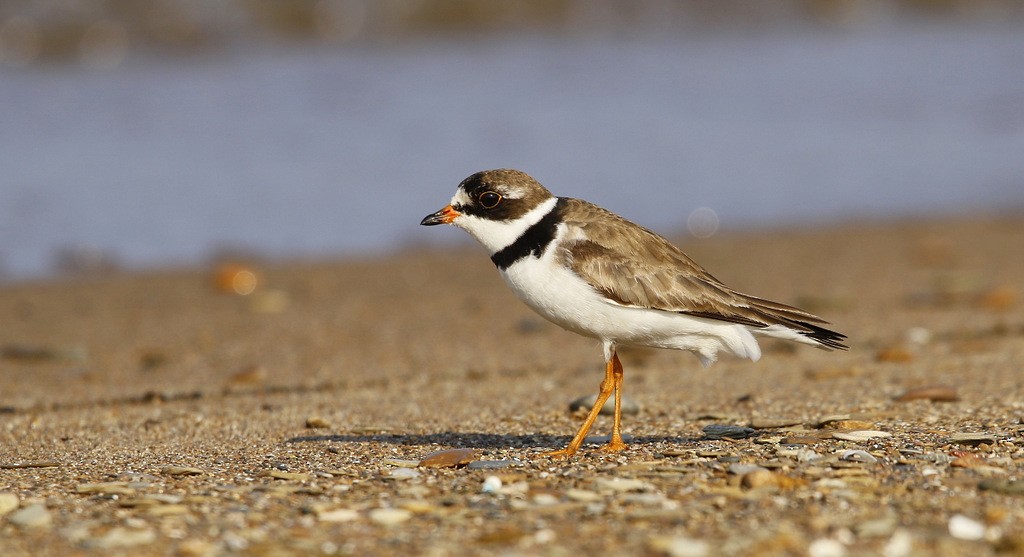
[596,439,628,453]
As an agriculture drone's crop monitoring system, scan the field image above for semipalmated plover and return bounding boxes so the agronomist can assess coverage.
[422,169,847,457]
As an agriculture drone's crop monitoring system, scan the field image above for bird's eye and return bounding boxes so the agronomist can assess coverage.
[479,191,502,209]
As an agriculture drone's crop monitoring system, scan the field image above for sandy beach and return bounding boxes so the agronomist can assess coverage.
[1,214,1023,556]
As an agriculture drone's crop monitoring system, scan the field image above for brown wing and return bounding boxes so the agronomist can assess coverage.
[556,198,847,349]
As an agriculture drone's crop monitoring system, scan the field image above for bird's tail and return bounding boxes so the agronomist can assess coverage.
[743,295,848,350]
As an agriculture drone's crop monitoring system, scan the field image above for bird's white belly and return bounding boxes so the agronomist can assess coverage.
[497,248,762,365]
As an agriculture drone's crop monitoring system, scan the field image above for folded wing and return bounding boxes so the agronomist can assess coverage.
[556,198,848,351]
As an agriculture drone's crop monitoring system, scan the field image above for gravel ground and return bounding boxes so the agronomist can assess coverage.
[1,215,1023,556]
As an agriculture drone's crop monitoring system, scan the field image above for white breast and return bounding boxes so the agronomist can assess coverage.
[499,245,618,339]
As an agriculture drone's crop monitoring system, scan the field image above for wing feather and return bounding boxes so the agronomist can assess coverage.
[555,198,847,350]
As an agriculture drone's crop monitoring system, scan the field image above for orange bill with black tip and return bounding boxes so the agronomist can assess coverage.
[420,205,461,226]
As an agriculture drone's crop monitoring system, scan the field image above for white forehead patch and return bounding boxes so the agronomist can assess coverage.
[450,189,471,207]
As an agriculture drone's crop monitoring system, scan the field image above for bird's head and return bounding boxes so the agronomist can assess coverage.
[420,169,556,254]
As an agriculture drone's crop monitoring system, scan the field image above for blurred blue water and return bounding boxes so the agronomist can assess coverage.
[1,24,1023,280]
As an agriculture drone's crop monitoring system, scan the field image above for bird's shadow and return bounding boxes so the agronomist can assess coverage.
[285,431,704,451]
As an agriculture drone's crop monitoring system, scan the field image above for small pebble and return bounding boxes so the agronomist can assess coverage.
[831,430,892,442]
[876,346,914,363]
[840,450,879,464]
[948,432,996,446]
[647,535,710,557]
[385,468,421,480]
[855,515,898,538]
[497,481,530,496]
[368,508,412,526]
[60,522,94,544]
[305,416,331,429]
[621,493,668,507]
[532,493,560,506]
[87,527,156,549]
[138,350,169,369]
[226,365,267,386]
[146,505,189,516]
[534,529,556,544]
[594,478,652,493]
[565,488,601,502]
[781,436,821,445]
[749,418,803,429]
[895,386,959,402]
[904,327,932,345]
[741,469,777,489]
[727,463,766,476]
[883,529,913,557]
[477,526,528,544]
[398,501,435,514]
[178,540,217,557]
[466,460,515,470]
[797,449,823,463]
[160,466,205,476]
[8,504,52,530]
[382,459,420,468]
[0,492,18,516]
[702,424,755,440]
[419,448,476,468]
[948,514,986,541]
[317,508,359,523]
[808,538,847,557]
[481,476,502,494]
[569,393,641,416]
[259,470,311,481]
[75,482,136,495]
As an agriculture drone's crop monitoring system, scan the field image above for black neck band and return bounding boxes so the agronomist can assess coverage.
[490,198,565,270]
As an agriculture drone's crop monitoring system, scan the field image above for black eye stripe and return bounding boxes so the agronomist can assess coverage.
[456,178,527,221]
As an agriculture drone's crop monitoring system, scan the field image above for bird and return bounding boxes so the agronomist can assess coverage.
[421,169,847,458]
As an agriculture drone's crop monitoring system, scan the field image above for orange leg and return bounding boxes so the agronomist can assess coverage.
[543,352,627,458]
[597,354,626,453]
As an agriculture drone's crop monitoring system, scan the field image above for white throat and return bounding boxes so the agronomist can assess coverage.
[454,196,558,255]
